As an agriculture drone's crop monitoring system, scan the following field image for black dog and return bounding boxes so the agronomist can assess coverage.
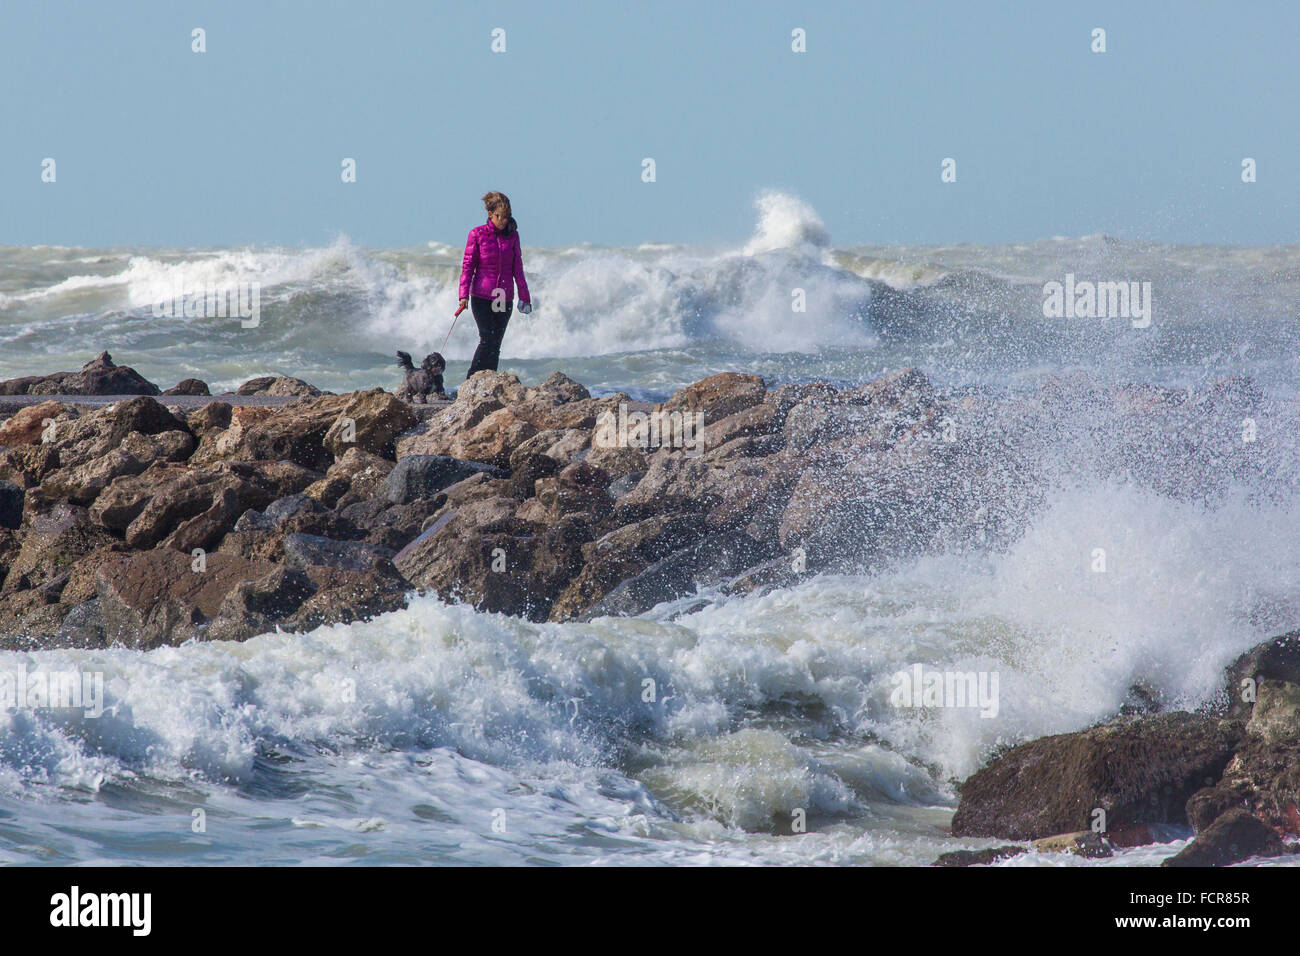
[395,351,447,403]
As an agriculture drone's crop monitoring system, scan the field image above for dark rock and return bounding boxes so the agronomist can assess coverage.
[951,712,1246,841]
[356,498,442,551]
[576,530,769,621]
[933,846,1027,867]
[394,515,588,622]
[503,453,561,499]
[205,567,318,642]
[185,401,232,438]
[521,461,613,523]
[608,472,644,499]
[306,447,394,509]
[2,504,116,594]
[1162,809,1284,867]
[236,375,322,397]
[283,533,396,573]
[94,549,278,648]
[0,444,60,489]
[1184,673,1300,837]
[1218,630,1300,718]
[382,454,503,505]
[55,598,108,649]
[0,481,22,529]
[282,567,410,631]
[548,513,708,621]
[162,379,210,396]
[0,352,161,396]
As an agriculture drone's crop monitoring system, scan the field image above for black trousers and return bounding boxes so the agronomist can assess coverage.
[466,294,513,379]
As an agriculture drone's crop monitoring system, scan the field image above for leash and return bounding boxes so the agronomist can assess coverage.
[442,303,466,351]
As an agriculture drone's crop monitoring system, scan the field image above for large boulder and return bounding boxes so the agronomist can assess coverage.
[394,371,610,466]
[399,406,538,468]
[0,352,161,396]
[91,459,319,551]
[37,429,195,506]
[950,713,1245,841]
[162,378,210,396]
[1184,635,1300,839]
[44,397,189,471]
[188,405,275,465]
[382,454,503,505]
[283,533,397,573]
[0,444,60,489]
[394,512,588,622]
[322,388,417,459]
[0,401,67,446]
[94,549,278,648]
[1162,809,1285,867]
[203,567,317,643]
[576,531,771,620]
[214,394,352,469]
[660,372,767,422]
[234,375,322,397]
[519,461,613,524]
[280,565,410,631]
[548,513,707,621]
[305,447,395,508]
[1,504,117,594]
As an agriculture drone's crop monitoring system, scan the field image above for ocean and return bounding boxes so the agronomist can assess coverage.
[2,191,1299,866]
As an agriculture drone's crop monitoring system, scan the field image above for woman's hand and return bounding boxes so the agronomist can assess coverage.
[518,301,532,315]
[456,298,468,316]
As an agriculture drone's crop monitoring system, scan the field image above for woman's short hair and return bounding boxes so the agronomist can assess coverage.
[482,192,511,218]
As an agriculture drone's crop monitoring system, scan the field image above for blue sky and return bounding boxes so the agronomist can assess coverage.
[2,0,1296,248]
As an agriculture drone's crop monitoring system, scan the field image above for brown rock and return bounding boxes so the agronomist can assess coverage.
[950,713,1246,841]
[0,444,61,489]
[661,372,767,422]
[1,504,117,594]
[222,394,350,469]
[393,516,587,622]
[236,375,322,397]
[322,388,418,459]
[185,401,233,439]
[0,401,67,446]
[1162,808,1284,867]
[699,402,780,452]
[162,379,210,396]
[548,513,706,621]
[282,566,410,631]
[95,548,279,648]
[400,406,538,468]
[0,352,160,396]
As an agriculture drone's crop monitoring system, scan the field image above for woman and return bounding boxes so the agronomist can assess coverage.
[457,191,532,380]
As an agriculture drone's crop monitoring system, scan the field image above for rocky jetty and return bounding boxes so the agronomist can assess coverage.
[0,359,1001,647]
[0,358,1282,649]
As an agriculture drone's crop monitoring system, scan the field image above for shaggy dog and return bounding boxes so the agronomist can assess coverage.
[395,351,447,403]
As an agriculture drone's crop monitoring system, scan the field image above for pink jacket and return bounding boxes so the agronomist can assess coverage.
[459,217,530,304]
